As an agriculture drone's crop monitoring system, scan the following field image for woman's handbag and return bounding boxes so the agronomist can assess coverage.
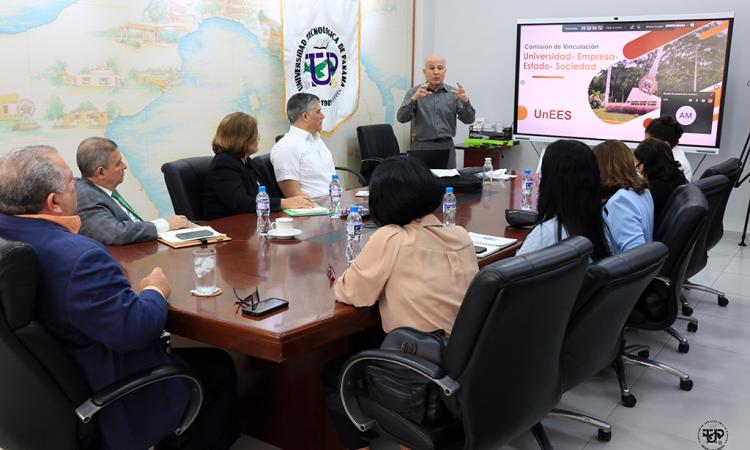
[364,327,448,424]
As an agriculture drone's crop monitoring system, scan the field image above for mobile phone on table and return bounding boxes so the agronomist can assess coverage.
[242,298,289,317]
[175,229,213,240]
[474,245,487,254]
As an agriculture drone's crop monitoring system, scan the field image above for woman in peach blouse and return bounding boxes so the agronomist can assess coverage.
[325,156,479,450]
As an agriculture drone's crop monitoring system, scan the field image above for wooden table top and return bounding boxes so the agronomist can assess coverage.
[109,179,530,362]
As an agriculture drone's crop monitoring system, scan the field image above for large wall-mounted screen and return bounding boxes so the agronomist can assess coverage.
[514,13,734,153]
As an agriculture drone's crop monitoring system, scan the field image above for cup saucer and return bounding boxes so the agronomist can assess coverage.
[267,228,302,239]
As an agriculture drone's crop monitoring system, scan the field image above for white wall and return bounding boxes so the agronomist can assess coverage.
[417,0,750,233]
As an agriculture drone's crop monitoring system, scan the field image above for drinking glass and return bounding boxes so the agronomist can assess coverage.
[193,248,216,295]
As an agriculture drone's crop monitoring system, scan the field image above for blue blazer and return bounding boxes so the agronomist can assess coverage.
[0,214,189,450]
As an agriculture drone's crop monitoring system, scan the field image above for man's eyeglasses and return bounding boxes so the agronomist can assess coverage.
[233,287,260,311]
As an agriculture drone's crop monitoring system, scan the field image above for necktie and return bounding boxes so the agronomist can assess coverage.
[111,190,143,221]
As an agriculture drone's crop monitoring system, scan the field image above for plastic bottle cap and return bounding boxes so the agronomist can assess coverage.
[485,158,492,162]
[524,169,532,175]
[332,174,339,180]
[446,187,454,193]
[349,206,359,213]
[258,186,266,192]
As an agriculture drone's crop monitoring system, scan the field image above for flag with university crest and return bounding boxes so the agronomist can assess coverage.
[281,0,360,132]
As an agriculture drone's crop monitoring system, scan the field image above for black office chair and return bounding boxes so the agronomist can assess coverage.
[407,149,451,169]
[272,134,366,186]
[682,158,742,308]
[547,242,668,438]
[0,237,203,450]
[340,237,593,450]
[614,183,708,400]
[679,175,731,317]
[251,153,283,196]
[161,156,213,221]
[356,124,402,183]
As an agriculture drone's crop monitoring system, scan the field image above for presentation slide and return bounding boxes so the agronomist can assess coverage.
[514,15,733,152]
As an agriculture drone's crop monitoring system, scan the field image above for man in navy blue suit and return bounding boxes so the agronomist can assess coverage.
[0,145,240,450]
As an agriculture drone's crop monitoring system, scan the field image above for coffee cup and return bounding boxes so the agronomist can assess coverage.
[271,217,294,233]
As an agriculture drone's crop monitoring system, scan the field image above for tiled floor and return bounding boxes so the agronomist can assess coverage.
[233,231,750,450]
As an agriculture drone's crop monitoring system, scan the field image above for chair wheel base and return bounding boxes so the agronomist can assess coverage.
[637,350,650,358]
[680,379,693,391]
[687,322,698,332]
[621,394,637,407]
[682,305,694,316]
[718,295,729,307]
[597,429,612,442]
[678,342,690,353]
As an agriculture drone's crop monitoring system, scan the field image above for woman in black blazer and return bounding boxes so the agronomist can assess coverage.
[634,137,687,224]
[202,112,312,220]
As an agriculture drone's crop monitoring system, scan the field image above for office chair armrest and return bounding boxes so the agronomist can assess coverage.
[338,349,460,432]
[75,364,203,436]
[335,166,367,187]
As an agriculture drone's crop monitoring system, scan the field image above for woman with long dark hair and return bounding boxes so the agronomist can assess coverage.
[593,140,654,254]
[634,137,687,224]
[517,139,610,260]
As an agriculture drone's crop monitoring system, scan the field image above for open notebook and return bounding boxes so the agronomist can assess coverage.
[469,232,517,259]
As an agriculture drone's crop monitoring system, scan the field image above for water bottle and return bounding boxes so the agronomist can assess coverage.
[442,187,456,227]
[345,205,363,263]
[256,185,271,237]
[482,157,493,185]
[328,174,342,218]
[521,169,533,210]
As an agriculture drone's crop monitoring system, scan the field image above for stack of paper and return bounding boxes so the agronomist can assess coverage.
[431,169,460,178]
[158,226,230,248]
[473,169,517,181]
[283,203,329,217]
[469,232,517,258]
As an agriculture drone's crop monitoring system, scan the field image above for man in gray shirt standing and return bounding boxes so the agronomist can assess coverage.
[397,54,476,168]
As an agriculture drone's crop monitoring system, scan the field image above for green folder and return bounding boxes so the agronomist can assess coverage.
[283,203,329,217]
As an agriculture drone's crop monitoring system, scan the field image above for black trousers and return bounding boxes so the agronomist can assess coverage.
[166,347,241,450]
[322,356,376,450]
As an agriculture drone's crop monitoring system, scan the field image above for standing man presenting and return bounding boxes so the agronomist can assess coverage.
[397,54,476,168]
[75,137,193,245]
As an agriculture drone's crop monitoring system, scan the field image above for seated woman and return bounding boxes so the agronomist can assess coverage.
[325,156,479,450]
[645,115,692,181]
[634,137,687,224]
[592,140,654,254]
[202,112,312,220]
[517,139,610,260]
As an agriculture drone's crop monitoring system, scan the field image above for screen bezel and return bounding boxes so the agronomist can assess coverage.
[513,13,735,154]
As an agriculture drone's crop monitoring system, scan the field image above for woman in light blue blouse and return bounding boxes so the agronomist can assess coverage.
[592,140,654,254]
[517,140,611,260]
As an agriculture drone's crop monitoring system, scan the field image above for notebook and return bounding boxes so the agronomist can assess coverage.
[158,226,230,248]
[283,203,329,217]
[469,232,517,259]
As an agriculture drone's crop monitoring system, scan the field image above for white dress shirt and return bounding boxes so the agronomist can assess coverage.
[95,184,169,233]
[270,125,336,198]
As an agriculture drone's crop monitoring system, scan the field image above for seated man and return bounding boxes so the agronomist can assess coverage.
[271,93,336,198]
[0,145,240,450]
[75,136,193,245]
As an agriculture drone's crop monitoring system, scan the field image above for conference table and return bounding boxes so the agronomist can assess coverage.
[109,178,531,450]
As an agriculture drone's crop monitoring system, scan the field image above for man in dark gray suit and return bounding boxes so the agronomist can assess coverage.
[75,137,193,245]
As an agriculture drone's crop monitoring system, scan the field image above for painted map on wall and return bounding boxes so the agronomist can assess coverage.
[0,0,411,217]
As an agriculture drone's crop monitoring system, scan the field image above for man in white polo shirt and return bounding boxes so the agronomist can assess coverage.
[271,93,336,198]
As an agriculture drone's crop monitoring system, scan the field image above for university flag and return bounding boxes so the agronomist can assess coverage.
[281,0,360,132]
